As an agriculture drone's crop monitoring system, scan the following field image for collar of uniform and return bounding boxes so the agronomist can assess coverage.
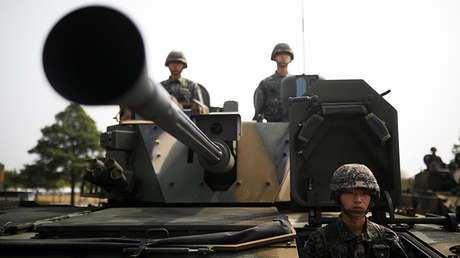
[337,215,371,241]
[273,71,287,78]
[166,76,185,84]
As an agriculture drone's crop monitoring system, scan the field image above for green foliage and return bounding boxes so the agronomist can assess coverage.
[450,136,460,167]
[4,169,24,190]
[401,176,415,192]
[20,162,62,189]
[400,170,414,192]
[451,134,460,154]
[453,143,460,156]
[26,104,103,192]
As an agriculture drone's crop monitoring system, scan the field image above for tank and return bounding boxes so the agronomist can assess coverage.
[401,153,460,216]
[0,6,459,258]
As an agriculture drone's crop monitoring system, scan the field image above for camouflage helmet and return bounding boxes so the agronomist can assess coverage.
[271,43,294,61]
[330,164,380,201]
[165,50,187,68]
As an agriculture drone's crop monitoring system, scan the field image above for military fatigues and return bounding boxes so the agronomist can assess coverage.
[161,77,203,106]
[303,216,407,258]
[303,163,408,257]
[423,154,445,170]
[253,71,289,122]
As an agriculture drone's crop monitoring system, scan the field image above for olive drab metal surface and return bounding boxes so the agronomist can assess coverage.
[287,79,401,208]
[280,74,320,119]
[96,120,290,203]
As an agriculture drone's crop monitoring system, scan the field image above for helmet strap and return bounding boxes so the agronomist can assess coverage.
[276,61,290,67]
[340,203,368,218]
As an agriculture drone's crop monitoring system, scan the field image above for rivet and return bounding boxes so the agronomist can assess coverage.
[236,180,242,186]
[155,140,160,144]
[156,154,161,158]
[298,123,302,127]
[265,181,271,186]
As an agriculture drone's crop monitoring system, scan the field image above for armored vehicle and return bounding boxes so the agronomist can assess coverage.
[1,6,459,258]
[401,153,460,216]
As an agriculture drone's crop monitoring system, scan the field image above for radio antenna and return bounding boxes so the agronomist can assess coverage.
[301,0,306,74]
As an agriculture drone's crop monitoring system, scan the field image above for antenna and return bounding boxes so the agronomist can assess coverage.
[301,0,306,74]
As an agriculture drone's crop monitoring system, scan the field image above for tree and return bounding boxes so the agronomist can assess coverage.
[400,170,414,192]
[3,169,24,190]
[28,104,103,205]
[20,162,63,190]
[452,143,460,155]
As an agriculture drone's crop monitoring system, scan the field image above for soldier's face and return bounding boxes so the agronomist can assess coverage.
[168,62,185,74]
[340,188,371,217]
[275,53,292,66]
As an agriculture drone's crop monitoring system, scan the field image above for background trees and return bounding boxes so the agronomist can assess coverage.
[26,104,103,205]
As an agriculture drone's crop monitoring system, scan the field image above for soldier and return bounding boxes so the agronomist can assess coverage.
[303,164,407,258]
[423,147,446,171]
[253,43,293,122]
[115,51,206,122]
[161,50,204,107]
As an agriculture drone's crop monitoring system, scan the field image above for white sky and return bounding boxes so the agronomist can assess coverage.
[1,0,459,177]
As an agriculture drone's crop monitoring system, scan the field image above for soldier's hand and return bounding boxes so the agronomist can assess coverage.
[169,95,183,110]
[191,99,209,115]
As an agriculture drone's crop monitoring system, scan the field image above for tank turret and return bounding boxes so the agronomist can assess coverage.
[42,6,289,203]
[401,149,459,216]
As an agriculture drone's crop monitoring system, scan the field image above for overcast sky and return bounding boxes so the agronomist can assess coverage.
[1,0,459,177]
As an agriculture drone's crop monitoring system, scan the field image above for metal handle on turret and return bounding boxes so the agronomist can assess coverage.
[42,6,233,171]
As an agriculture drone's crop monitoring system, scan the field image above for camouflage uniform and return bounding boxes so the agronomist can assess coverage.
[160,77,203,106]
[303,164,407,257]
[303,216,407,258]
[253,43,294,122]
[162,50,204,106]
[253,71,289,122]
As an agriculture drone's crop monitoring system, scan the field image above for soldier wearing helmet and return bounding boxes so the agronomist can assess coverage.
[303,164,407,258]
[161,51,204,108]
[253,43,294,122]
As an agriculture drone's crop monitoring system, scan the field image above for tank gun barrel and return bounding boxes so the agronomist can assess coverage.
[42,6,228,167]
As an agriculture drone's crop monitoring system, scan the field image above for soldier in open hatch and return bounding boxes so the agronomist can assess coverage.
[161,50,204,107]
[116,51,204,122]
[115,51,204,122]
[253,43,293,122]
[423,147,446,171]
[303,164,407,258]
